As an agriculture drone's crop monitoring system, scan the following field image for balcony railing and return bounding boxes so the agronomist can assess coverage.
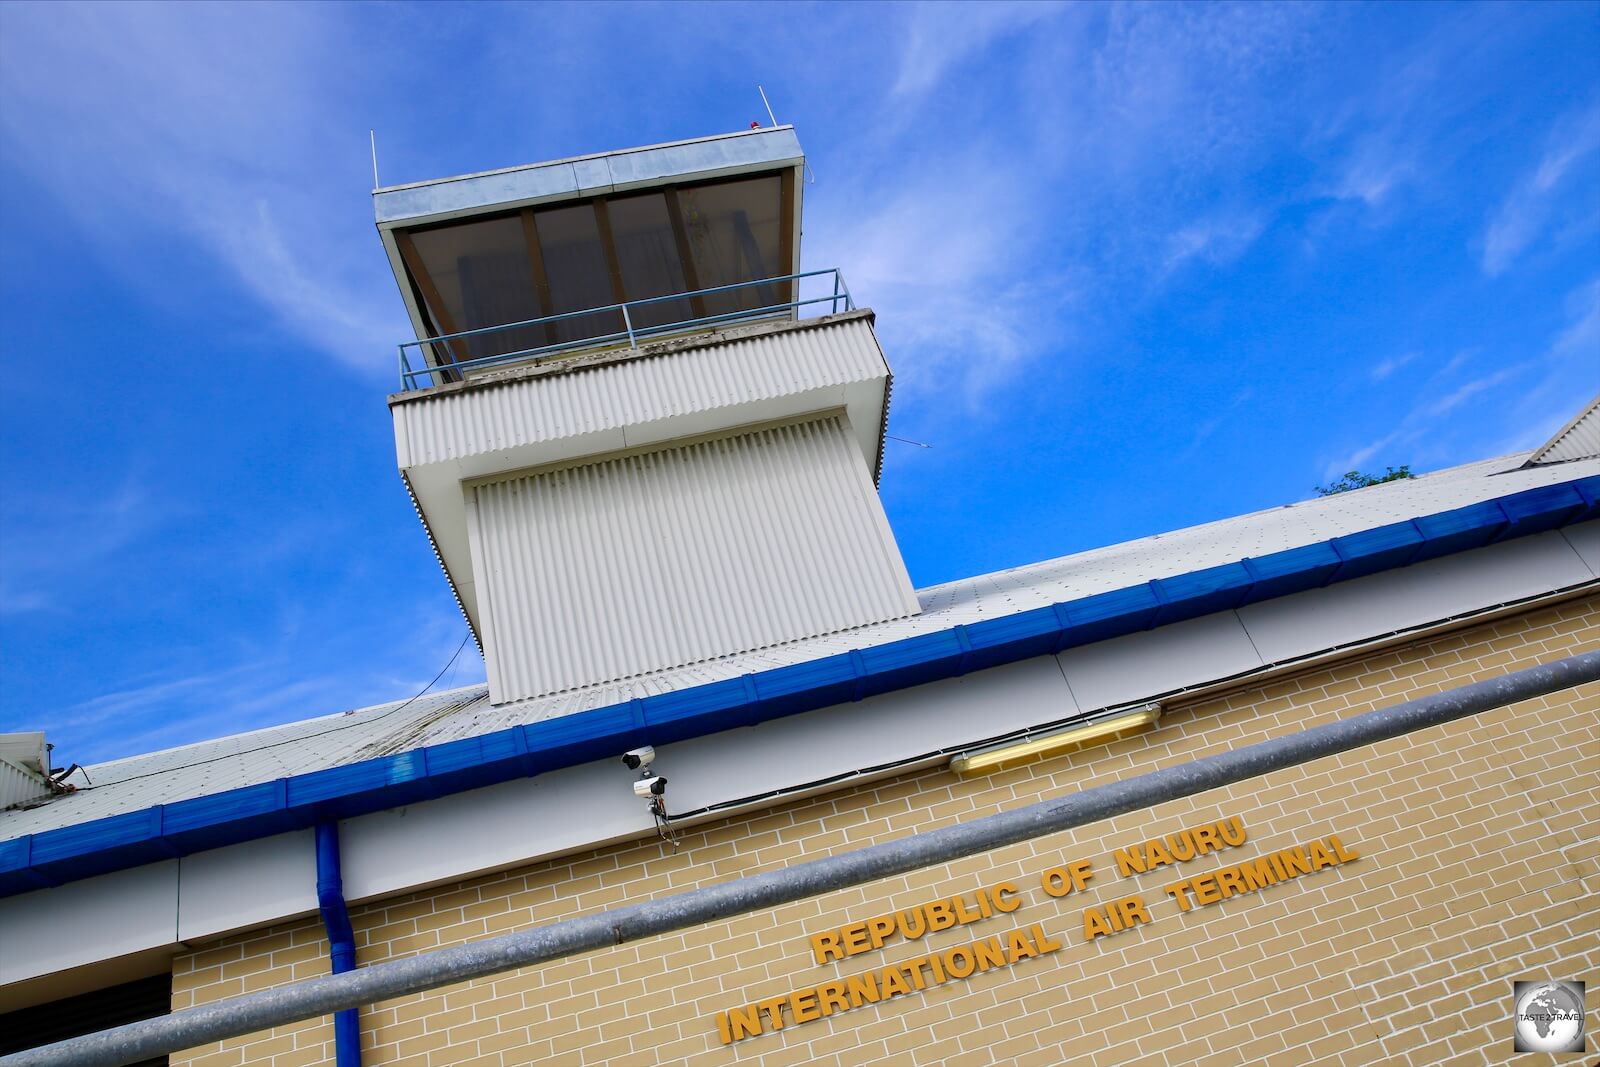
[397,268,855,391]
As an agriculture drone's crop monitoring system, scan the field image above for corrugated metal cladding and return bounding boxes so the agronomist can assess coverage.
[1528,394,1600,465]
[0,758,49,810]
[393,315,887,469]
[470,414,920,703]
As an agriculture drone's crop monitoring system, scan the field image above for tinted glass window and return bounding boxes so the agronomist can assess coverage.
[398,170,790,363]
[607,193,692,330]
[409,215,543,361]
[533,204,621,343]
[678,175,784,317]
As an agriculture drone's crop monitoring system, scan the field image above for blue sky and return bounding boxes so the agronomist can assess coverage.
[1,1,1597,767]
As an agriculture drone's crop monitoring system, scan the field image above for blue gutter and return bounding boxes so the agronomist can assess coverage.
[1,475,1595,898]
[315,822,362,1067]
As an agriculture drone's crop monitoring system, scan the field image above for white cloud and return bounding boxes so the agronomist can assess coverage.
[1162,213,1265,275]
[1482,102,1600,276]
[0,3,406,374]
[0,478,160,617]
[892,2,1066,100]
[1370,352,1418,382]
[1324,278,1600,478]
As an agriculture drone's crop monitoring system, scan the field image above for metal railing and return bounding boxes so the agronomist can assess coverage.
[10,649,1598,1066]
[397,268,855,391]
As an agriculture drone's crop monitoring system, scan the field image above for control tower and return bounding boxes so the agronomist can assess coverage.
[376,127,919,707]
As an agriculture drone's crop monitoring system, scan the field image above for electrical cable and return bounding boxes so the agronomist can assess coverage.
[78,631,475,789]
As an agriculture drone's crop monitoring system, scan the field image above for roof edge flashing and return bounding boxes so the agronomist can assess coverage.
[374,126,804,228]
[2,476,1594,898]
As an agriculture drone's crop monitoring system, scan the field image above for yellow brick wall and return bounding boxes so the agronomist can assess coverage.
[172,593,1600,1066]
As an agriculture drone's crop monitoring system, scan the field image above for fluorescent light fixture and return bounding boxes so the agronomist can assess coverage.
[949,703,1162,778]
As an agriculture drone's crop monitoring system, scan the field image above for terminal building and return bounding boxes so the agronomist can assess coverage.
[2,127,1597,1066]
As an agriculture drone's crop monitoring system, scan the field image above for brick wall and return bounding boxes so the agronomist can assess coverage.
[172,593,1600,1066]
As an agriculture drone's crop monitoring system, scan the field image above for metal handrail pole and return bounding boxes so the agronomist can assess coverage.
[626,268,836,308]
[396,271,860,389]
[13,650,1598,1067]
[416,271,833,349]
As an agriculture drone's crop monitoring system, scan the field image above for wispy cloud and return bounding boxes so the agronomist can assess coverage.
[1482,102,1600,276]
[29,609,481,766]
[1163,213,1266,275]
[0,3,405,374]
[0,478,161,617]
[1370,352,1418,381]
[1186,388,1256,454]
[892,2,1065,100]
[1325,277,1599,478]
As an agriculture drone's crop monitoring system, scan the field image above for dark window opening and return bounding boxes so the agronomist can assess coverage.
[397,170,795,368]
[0,972,172,1065]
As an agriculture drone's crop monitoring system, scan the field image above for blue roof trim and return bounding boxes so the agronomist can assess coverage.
[3,474,1596,897]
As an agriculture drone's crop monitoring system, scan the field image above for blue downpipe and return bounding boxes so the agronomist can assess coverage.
[314,821,362,1066]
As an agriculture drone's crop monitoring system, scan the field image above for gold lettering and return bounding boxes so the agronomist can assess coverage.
[1239,857,1278,892]
[845,973,880,1008]
[1192,825,1221,856]
[1114,845,1147,876]
[1006,928,1037,963]
[973,937,1006,972]
[725,1004,763,1042]
[881,966,911,997]
[1031,922,1065,953]
[925,900,956,932]
[896,908,926,939]
[1219,816,1247,846]
[1279,846,1311,877]
[1308,839,1336,871]
[1068,858,1095,892]
[1191,873,1222,906]
[816,981,850,1017]
[992,881,1021,913]
[1163,879,1194,911]
[1331,835,1359,863]
[841,921,871,956]
[790,989,821,1024]
[1082,907,1114,940]
[811,929,843,965]
[1114,895,1151,929]
[1215,867,1246,899]
[945,946,977,978]
[866,915,896,949]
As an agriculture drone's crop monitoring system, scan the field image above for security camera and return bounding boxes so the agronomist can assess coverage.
[621,746,655,771]
[632,773,667,798]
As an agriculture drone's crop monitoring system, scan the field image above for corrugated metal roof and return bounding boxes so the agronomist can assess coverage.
[1528,393,1600,466]
[4,449,1596,839]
